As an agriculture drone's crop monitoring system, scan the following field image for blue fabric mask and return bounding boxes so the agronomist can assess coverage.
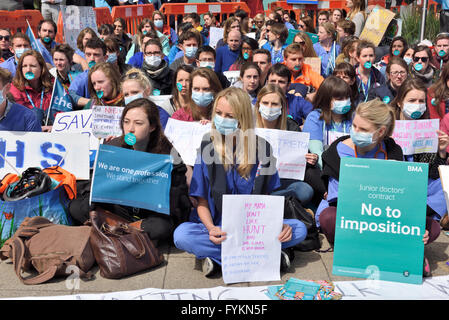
[192,91,214,107]
[350,126,375,148]
[213,114,239,136]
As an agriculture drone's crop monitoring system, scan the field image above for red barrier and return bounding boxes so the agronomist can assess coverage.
[94,7,113,27]
[0,10,43,36]
[111,4,155,35]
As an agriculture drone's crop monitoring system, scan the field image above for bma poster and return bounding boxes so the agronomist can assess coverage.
[333,157,428,284]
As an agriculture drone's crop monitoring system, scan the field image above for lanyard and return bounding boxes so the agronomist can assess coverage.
[356,67,371,102]
[354,143,388,159]
[323,120,347,146]
[25,89,44,110]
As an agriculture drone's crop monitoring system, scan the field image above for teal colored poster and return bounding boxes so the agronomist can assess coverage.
[333,158,428,284]
[91,144,173,215]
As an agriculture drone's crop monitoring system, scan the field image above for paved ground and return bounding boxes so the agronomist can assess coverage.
[1,229,448,300]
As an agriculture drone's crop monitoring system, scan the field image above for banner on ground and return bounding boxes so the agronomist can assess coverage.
[92,105,124,138]
[255,128,309,181]
[164,118,211,166]
[91,144,173,215]
[51,109,100,168]
[392,119,439,155]
[0,131,90,180]
[333,157,428,284]
[221,194,284,284]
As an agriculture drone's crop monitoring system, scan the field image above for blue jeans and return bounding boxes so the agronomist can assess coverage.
[271,179,314,205]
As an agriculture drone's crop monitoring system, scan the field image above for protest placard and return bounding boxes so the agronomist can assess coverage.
[359,6,396,46]
[61,6,98,52]
[164,118,211,166]
[0,131,90,180]
[149,95,175,115]
[91,144,173,214]
[255,128,309,180]
[304,57,321,75]
[391,119,439,155]
[221,195,284,284]
[209,27,224,49]
[223,71,241,86]
[51,110,100,167]
[92,105,124,138]
[333,157,428,284]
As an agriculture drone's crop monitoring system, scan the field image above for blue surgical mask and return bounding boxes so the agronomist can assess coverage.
[185,46,198,59]
[124,92,144,105]
[15,47,29,60]
[214,114,239,135]
[404,56,413,65]
[107,53,117,63]
[332,99,351,115]
[154,20,164,29]
[350,126,376,148]
[192,91,214,107]
[199,61,215,69]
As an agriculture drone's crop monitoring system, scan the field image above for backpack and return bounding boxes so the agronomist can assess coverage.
[283,196,321,252]
[0,216,95,285]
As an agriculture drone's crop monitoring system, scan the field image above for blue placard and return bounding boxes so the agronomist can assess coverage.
[91,144,173,215]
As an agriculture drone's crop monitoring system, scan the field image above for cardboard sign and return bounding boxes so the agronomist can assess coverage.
[164,118,211,166]
[392,119,439,155]
[0,131,90,180]
[255,128,309,181]
[222,195,284,284]
[304,57,321,75]
[92,105,124,138]
[333,157,428,284]
[91,144,173,214]
[51,110,100,168]
[359,6,396,46]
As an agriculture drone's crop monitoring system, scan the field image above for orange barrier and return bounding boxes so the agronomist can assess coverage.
[56,11,64,43]
[94,7,113,28]
[111,4,155,35]
[0,10,43,35]
[160,2,251,28]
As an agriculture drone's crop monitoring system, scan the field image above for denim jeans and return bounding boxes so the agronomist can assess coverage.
[271,179,314,205]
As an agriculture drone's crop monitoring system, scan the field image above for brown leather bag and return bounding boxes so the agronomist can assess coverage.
[0,216,95,285]
[88,208,164,279]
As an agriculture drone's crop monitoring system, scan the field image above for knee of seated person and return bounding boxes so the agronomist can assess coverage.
[319,206,336,227]
[173,223,191,249]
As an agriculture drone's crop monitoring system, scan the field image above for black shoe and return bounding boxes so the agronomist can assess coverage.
[280,250,291,272]
[202,257,218,277]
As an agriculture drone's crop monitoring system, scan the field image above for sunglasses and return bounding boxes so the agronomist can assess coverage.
[413,56,429,62]
[0,35,10,41]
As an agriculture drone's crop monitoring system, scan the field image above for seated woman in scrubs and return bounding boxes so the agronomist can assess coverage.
[173,87,307,277]
[302,76,354,168]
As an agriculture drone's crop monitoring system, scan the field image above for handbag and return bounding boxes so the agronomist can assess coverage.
[284,196,321,252]
[88,208,164,279]
[0,216,95,285]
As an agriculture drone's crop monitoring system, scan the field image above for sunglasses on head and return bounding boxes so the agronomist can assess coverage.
[413,56,428,62]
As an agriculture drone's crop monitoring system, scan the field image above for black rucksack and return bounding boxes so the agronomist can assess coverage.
[283,196,321,252]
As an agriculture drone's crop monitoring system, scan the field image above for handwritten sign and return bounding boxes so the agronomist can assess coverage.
[51,110,100,168]
[221,195,284,284]
[359,6,396,46]
[61,6,98,52]
[255,128,309,180]
[91,144,173,214]
[0,131,90,180]
[92,105,124,138]
[392,119,439,155]
[209,27,224,49]
[164,118,211,166]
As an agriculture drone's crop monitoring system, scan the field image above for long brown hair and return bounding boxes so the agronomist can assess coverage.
[429,62,449,118]
[12,50,53,92]
[120,98,173,154]
[189,67,223,121]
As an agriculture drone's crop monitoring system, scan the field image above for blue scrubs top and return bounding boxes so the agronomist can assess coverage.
[189,155,281,226]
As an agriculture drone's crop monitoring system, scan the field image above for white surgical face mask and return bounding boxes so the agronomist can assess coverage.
[402,103,426,119]
[259,104,282,121]
[145,55,162,68]
[199,61,215,69]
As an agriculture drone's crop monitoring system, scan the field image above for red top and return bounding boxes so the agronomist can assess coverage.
[172,107,194,122]
[427,88,446,120]
[9,82,53,111]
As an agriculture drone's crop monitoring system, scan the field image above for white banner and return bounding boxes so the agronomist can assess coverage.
[221,195,284,284]
[255,128,309,180]
[0,131,90,180]
[392,119,439,155]
[92,105,124,139]
[164,118,211,166]
[51,110,100,168]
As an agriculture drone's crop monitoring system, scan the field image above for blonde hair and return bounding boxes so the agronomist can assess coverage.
[121,68,153,93]
[254,84,287,130]
[211,87,256,178]
[355,99,396,139]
